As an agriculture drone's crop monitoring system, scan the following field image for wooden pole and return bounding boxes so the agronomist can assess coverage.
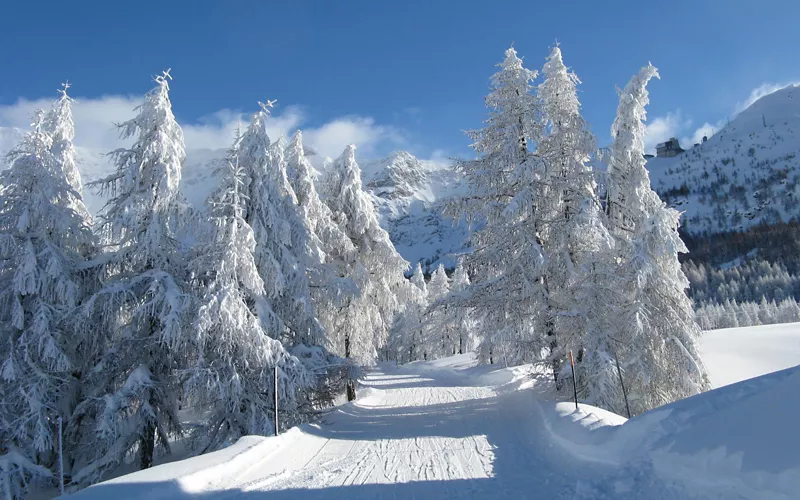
[58,417,64,495]
[274,366,279,436]
[569,350,578,411]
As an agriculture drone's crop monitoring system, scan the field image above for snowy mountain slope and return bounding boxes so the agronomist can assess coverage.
[361,152,470,271]
[647,84,800,235]
[63,321,800,500]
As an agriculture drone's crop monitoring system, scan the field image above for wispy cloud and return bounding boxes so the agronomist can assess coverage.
[643,111,690,153]
[735,82,800,115]
[0,95,407,162]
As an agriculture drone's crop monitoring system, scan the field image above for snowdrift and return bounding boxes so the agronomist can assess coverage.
[539,365,800,499]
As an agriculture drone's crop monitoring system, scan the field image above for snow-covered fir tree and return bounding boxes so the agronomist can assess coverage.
[44,84,85,204]
[535,45,616,392]
[75,71,189,480]
[448,258,474,355]
[388,262,427,363]
[321,145,409,365]
[234,103,325,348]
[447,47,548,367]
[606,64,710,415]
[284,131,358,344]
[425,264,453,357]
[0,101,95,496]
[184,158,310,452]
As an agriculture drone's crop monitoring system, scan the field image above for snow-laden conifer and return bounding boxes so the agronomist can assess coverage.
[322,145,409,363]
[606,65,710,414]
[284,131,358,341]
[535,45,613,387]
[0,104,95,497]
[75,71,188,480]
[235,103,324,348]
[184,158,310,451]
[446,47,549,366]
[425,264,453,357]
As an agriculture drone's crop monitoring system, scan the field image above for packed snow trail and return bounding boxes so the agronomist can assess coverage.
[68,355,705,499]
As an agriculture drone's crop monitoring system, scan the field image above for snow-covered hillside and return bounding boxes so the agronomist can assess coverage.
[647,84,800,234]
[361,152,470,271]
[63,323,800,500]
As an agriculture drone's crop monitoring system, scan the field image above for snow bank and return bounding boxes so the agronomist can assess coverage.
[537,401,629,465]
[66,431,299,499]
[630,365,800,498]
[540,363,800,499]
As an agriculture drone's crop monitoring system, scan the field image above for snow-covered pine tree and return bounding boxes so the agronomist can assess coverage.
[284,131,358,342]
[0,103,95,497]
[234,103,325,349]
[321,145,409,365]
[184,157,310,452]
[74,71,188,481]
[535,45,617,395]
[390,263,427,363]
[606,64,660,235]
[607,65,710,415]
[446,47,549,367]
[425,264,453,357]
[449,258,474,355]
[282,130,360,410]
[44,84,86,205]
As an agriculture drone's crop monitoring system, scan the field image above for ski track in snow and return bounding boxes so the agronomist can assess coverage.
[73,360,699,500]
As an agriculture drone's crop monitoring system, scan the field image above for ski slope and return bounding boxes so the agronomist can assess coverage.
[64,325,800,500]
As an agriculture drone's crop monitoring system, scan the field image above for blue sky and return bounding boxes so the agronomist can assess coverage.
[1,0,799,160]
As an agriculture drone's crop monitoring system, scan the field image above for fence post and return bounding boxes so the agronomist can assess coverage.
[274,366,279,436]
[57,416,64,496]
[569,350,578,411]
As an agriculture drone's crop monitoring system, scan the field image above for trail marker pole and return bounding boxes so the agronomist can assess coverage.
[569,350,578,411]
[57,417,64,495]
[274,366,279,436]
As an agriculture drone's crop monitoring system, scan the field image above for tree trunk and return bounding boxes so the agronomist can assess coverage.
[140,422,155,470]
[345,332,356,401]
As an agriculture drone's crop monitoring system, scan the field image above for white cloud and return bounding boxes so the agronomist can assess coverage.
[0,94,405,161]
[303,116,405,159]
[643,111,690,153]
[0,95,143,151]
[735,82,800,115]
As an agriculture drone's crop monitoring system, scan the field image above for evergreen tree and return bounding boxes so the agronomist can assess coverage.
[0,103,94,496]
[447,47,548,366]
[76,71,188,480]
[284,131,358,348]
[449,258,474,355]
[321,145,409,365]
[425,264,452,357]
[184,158,310,452]
[608,65,710,415]
[235,103,324,348]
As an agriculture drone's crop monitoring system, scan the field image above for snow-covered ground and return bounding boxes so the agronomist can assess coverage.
[700,322,800,388]
[63,323,800,500]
